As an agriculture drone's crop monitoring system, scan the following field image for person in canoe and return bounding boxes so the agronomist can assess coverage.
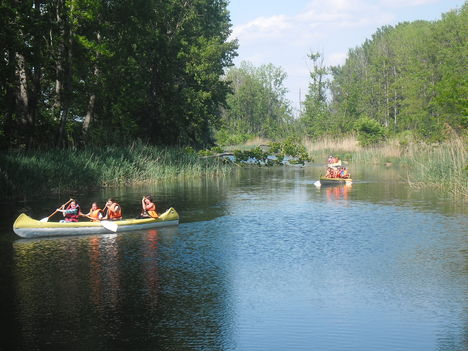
[341,167,350,179]
[81,202,103,222]
[102,198,122,220]
[56,199,81,222]
[139,195,158,218]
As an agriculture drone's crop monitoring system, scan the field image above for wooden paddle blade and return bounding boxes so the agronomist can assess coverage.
[101,221,118,232]
[39,217,49,222]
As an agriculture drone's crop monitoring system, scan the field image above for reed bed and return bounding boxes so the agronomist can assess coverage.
[303,135,402,164]
[0,144,231,199]
[404,138,467,198]
[303,135,467,199]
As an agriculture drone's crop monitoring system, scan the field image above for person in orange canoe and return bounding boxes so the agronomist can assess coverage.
[102,198,122,220]
[140,195,158,218]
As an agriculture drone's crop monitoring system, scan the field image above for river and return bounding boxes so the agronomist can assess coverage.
[0,165,466,351]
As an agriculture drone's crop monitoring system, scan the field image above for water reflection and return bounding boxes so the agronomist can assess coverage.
[324,184,352,201]
[11,223,237,350]
[14,230,157,349]
[2,166,467,350]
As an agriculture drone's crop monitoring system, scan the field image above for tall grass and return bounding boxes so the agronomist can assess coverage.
[303,135,403,164]
[404,138,467,198]
[0,144,231,199]
[303,134,467,199]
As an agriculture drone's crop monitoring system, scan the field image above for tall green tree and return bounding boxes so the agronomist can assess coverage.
[300,52,330,137]
[0,0,238,149]
[221,61,293,139]
[328,3,467,140]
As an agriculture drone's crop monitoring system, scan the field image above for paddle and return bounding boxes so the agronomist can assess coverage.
[101,220,118,232]
[81,210,117,232]
[40,198,73,222]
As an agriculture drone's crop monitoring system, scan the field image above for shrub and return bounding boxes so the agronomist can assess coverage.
[354,117,387,146]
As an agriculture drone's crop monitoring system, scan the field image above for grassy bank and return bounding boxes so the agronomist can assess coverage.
[404,137,467,197]
[303,135,467,199]
[0,144,231,200]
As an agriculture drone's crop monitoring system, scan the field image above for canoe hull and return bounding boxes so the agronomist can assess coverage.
[13,208,179,238]
[319,177,352,186]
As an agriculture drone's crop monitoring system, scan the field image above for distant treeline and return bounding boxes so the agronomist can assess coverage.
[1,1,466,152]
[221,3,467,143]
[325,3,467,140]
[0,0,237,149]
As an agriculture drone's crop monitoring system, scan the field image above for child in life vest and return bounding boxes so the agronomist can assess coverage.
[102,198,122,220]
[140,195,158,218]
[57,199,80,222]
[82,202,103,222]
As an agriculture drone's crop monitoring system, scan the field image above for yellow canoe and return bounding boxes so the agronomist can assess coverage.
[319,177,352,185]
[13,207,179,238]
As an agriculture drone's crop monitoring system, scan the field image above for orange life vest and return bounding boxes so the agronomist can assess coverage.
[145,203,158,218]
[108,203,122,220]
[89,209,102,222]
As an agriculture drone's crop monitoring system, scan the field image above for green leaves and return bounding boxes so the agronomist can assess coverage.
[330,5,467,140]
[0,0,237,149]
[221,61,292,139]
[354,117,387,147]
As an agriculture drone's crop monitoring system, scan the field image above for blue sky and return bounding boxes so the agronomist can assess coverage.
[227,0,465,114]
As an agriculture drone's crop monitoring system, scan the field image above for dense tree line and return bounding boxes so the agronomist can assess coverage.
[324,3,467,141]
[217,4,466,143]
[0,0,237,150]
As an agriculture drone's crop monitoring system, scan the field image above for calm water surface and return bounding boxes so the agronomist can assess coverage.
[0,166,466,351]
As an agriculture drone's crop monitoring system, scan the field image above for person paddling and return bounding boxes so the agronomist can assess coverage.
[140,195,158,218]
[81,202,103,222]
[102,198,122,220]
[56,199,80,223]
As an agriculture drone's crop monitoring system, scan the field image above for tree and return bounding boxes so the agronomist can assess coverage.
[0,0,238,149]
[221,61,293,139]
[328,4,467,141]
[300,52,330,137]
[354,116,386,146]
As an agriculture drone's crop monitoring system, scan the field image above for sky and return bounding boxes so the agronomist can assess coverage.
[227,0,465,115]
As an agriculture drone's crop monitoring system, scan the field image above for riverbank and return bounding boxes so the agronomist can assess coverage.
[0,144,231,200]
[303,135,467,199]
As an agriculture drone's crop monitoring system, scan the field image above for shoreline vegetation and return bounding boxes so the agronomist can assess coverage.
[303,135,467,199]
[1,136,466,201]
[0,144,231,200]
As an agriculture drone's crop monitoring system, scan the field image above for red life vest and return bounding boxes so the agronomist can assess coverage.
[65,204,80,222]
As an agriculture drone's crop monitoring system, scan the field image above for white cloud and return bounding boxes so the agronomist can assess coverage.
[230,15,291,41]
[231,0,394,44]
[229,0,454,113]
[380,0,439,7]
[328,52,348,66]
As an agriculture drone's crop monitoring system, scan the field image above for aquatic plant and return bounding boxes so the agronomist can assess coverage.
[0,144,231,199]
[303,134,467,199]
[405,137,467,198]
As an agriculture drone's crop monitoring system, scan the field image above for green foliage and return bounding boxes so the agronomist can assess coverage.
[300,52,330,137]
[233,147,269,165]
[354,117,387,146]
[0,145,231,199]
[221,62,293,139]
[214,129,252,146]
[329,5,467,140]
[230,139,310,166]
[0,0,238,149]
[406,137,467,197]
[211,146,224,154]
